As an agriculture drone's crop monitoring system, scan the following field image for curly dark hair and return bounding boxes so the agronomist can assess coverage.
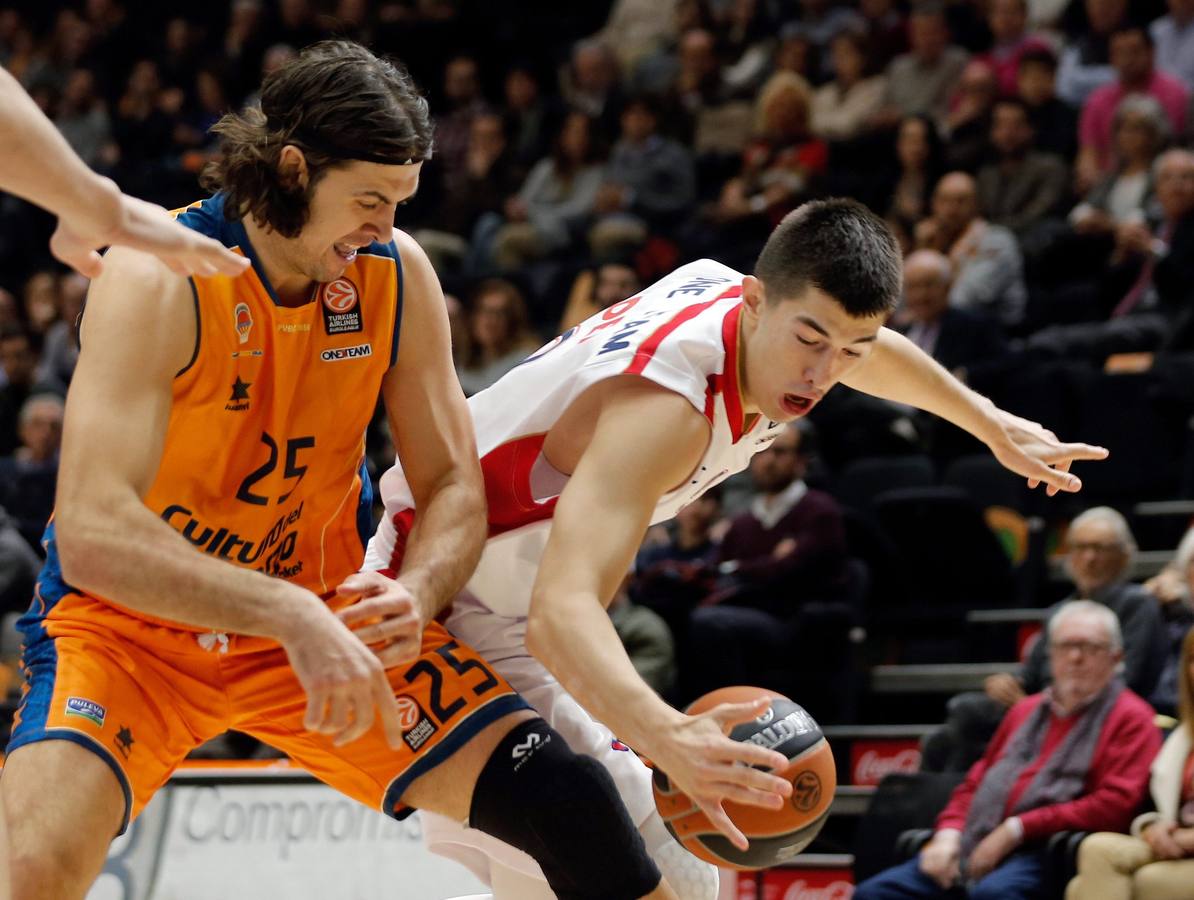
[754,198,902,317]
[200,41,434,238]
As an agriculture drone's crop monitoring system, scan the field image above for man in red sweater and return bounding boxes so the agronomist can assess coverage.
[854,600,1160,900]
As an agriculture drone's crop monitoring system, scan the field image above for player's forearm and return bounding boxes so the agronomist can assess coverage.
[395,473,487,621]
[841,328,1003,446]
[0,67,116,218]
[527,588,684,753]
[55,495,326,640]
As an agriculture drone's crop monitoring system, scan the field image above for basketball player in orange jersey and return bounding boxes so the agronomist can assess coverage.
[363,200,1110,899]
[0,66,247,279]
[0,42,710,900]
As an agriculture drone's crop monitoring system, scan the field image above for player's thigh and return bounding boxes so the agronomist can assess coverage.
[237,623,531,821]
[2,741,124,899]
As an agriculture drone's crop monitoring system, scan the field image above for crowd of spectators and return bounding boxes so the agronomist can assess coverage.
[3,4,1194,874]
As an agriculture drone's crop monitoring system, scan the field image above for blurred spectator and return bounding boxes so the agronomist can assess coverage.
[1017,48,1079,160]
[897,250,1007,374]
[683,421,847,696]
[885,114,947,250]
[54,68,116,170]
[223,0,268,101]
[609,571,677,696]
[976,0,1054,97]
[456,279,540,396]
[561,39,625,139]
[0,289,19,333]
[811,30,888,142]
[0,326,64,457]
[502,64,554,171]
[715,0,777,95]
[782,0,863,52]
[873,5,970,128]
[1056,0,1130,106]
[444,293,470,372]
[942,60,1000,173]
[703,72,825,250]
[1067,627,1194,898]
[591,0,678,75]
[21,9,92,99]
[976,98,1069,240]
[1077,26,1189,192]
[559,260,643,332]
[0,392,63,552]
[859,0,908,69]
[479,111,605,272]
[634,488,722,635]
[37,272,85,387]
[630,0,714,96]
[1142,526,1194,716]
[588,96,695,261]
[916,172,1027,328]
[1027,149,1194,361]
[1068,94,1167,237]
[23,271,61,336]
[275,0,324,52]
[433,54,491,183]
[0,502,38,616]
[656,28,730,143]
[924,507,1166,773]
[416,112,522,273]
[110,60,179,202]
[155,17,202,95]
[1152,0,1194,88]
[242,43,297,110]
[858,601,1160,900]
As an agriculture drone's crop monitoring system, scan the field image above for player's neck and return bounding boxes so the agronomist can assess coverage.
[243,217,316,306]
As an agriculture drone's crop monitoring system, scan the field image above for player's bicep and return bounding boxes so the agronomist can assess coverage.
[382,236,479,504]
[58,249,195,512]
[537,384,710,605]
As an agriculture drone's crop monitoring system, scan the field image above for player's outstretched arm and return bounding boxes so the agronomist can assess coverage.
[55,249,403,748]
[525,377,792,851]
[840,327,1108,495]
[0,67,248,279]
[339,234,487,666]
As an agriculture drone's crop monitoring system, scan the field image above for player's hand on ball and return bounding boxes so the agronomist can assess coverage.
[335,571,425,668]
[653,696,792,851]
[277,598,406,751]
[987,408,1108,496]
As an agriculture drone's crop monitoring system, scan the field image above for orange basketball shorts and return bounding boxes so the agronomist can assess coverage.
[9,589,528,833]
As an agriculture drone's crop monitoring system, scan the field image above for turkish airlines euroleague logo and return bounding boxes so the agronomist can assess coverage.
[321,278,363,335]
[394,696,421,730]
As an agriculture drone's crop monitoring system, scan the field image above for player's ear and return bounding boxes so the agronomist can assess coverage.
[741,275,765,321]
[278,144,311,190]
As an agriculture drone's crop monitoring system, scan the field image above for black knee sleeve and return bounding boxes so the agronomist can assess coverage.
[470,718,662,900]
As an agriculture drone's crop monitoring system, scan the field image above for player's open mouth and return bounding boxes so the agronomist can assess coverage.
[781,393,814,416]
[334,242,360,262]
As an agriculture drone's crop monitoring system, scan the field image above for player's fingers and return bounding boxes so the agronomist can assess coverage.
[338,595,406,626]
[1043,442,1109,463]
[696,798,748,851]
[708,781,786,810]
[190,238,251,276]
[711,696,772,728]
[303,689,329,733]
[336,571,387,599]
[354,614,417,646]
[324,690,350,737]
[376,636,422,670]
[335,688,376,747]
[374,675,406,750]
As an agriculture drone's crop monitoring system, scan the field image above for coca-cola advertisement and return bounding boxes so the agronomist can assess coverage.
[761,867,854,900]
[849,739,922,786]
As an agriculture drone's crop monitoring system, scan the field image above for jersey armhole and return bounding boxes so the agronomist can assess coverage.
[175,278,201,378]
[390,241,404,368]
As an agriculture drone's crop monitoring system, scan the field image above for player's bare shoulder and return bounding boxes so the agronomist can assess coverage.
[79,245,202,378]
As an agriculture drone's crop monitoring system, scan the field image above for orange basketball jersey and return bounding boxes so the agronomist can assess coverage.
[42,193,403,625]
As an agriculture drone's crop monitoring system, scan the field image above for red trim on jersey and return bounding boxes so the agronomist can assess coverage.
[623,285,742,377]
[720,303,747,443]
[481,433,560,537]
[386,508,417,575]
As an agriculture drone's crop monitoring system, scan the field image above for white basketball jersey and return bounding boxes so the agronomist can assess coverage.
[364,259,783,616]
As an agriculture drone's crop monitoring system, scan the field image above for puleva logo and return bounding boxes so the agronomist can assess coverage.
[233,302,253,345]
[65,696,106,727]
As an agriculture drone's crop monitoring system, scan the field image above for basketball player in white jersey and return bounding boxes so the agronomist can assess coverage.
[352,200,1107,899]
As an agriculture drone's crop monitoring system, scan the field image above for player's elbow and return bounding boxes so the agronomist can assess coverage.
[52,505,99,586]
[525,596,556,661]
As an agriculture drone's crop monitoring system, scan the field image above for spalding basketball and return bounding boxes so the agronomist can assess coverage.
[652,686,836,870]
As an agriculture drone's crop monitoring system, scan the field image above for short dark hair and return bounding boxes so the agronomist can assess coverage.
[1111,24,1153,48]
[753,199,902,317]
[1018,46,1057,72]
[993,96,1033,123]
[201,41,433,237]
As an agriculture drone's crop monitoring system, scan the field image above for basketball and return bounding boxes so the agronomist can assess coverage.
[652,686,836,870]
